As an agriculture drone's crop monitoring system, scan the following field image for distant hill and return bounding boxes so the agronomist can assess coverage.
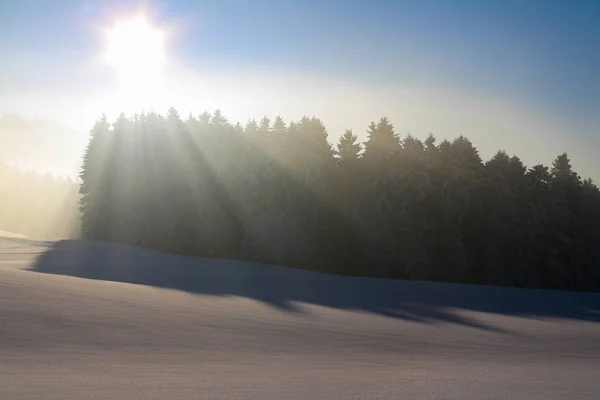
[0,113,88,177]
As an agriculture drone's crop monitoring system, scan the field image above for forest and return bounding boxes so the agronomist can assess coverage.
[78,108,600,292]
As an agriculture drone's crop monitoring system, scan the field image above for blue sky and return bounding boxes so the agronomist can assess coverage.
[0,0,599,177]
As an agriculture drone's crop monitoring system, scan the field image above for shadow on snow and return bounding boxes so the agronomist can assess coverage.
[29,239,600,333]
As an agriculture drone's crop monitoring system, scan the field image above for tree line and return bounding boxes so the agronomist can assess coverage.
[79,108,600,292]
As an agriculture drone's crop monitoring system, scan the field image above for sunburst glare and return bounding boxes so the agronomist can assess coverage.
[103,15,167,106]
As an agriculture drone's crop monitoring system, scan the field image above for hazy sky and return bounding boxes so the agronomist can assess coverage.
[1,0,598,178]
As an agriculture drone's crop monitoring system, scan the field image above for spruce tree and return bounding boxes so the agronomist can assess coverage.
[362,117,400,161]
[259,116,271,133]
[79,114,112,241]
[211,109,228,126]
[336,129,362,162]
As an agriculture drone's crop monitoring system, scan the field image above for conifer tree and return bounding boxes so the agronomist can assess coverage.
[211,109,228,126]
[272,116,287,134]
[259,116,271,133]
[336,129,362,162]
[79,114,112,241]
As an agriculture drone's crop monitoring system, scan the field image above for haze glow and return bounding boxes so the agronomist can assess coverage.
[0,0,598,180]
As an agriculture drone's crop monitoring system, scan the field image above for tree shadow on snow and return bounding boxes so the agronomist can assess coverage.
[29,240,600,333]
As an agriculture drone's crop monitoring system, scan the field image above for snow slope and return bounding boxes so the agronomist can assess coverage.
[1,234,600,399]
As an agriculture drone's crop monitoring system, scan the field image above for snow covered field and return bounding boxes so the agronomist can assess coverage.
[1,233,599,399]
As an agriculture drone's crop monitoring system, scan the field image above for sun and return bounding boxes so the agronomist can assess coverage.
[104,16,167,86]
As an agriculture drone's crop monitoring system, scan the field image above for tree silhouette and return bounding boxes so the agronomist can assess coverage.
[336,129,362,162]
[77,109,600,292]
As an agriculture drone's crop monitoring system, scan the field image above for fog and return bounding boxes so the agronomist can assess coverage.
[3,66,599,182]
[0,114,88,178]
[0,163,80,240]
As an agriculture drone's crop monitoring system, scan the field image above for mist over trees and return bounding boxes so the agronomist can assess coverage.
[0,163,80,239]
[79,109,600,292]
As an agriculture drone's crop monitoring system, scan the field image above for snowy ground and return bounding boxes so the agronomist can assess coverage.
[1,233,600,399]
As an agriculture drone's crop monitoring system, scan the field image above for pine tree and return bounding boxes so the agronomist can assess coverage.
[244,119,258,135]
[259,116,271,133]
[272,116,287,134]
[424,133,436,152]
[331,129,363,272]
[362,117,400,161]
[79,114,112,241]
[211,109,228,125]
[336,129,362,162]
[108,113,137,244]
[233,121,244,135]
[353,117,403,276]
[394,134,434,279]
[198,111,211,125]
